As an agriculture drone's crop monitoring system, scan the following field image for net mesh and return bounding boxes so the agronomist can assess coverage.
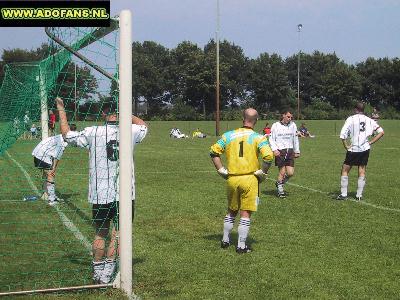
[0,22,120,293]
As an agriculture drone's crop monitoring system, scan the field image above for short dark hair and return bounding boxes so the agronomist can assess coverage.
[101,101,118,115]
[355,102,365,112]
[280,108,292,115]
[69,123,77,131]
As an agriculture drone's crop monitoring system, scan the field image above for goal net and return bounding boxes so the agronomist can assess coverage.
[0,14,133,296]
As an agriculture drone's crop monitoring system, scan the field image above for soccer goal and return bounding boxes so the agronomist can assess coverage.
[0,10,134,297]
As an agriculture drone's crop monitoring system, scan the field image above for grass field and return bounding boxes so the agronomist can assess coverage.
[0,120,399,299]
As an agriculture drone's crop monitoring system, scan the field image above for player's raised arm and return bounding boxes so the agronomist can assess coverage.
[55,97,70,138]
[132,115,147,126]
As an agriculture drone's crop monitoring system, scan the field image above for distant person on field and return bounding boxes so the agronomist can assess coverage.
[57,97,148,285]
[210,108,273,254]
[30,124,38,139]
[48,110,56,136]
[262,122,271,138]
[23,111,30,138]
[192,128,207,138]
[170,127,188,138]
[336,102,384,201]
[297,123,315,138]
[269,109,300,198]
[32,124,77,206]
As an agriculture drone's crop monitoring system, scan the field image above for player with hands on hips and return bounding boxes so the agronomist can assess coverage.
[210,108,273,254]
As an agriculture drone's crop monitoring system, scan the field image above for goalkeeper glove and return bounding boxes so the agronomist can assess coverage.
[254,169,268,182]
[217,167,228,179]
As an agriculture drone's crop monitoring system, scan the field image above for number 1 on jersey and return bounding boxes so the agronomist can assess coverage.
[239,141,244,157]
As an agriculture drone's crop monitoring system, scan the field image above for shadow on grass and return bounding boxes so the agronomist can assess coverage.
[59,193,93,226]
[204,233,257,248]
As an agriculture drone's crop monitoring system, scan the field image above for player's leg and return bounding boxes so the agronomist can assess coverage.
[283,165,295,183]
[356,165,367,200]
[92,204,110,283]
[276,166,286,197]
[236,175,258,253]
[44,169,57,205]
[222,178,239,248]
[100,202,119,284]
[337,163,352,199]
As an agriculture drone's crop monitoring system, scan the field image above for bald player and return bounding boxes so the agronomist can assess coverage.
[210,108,274,254]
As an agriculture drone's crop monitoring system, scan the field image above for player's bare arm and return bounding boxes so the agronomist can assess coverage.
[55,97,71,138]
[211,156,228,179]
[369,131,384,145]
[132,115,147,126]
[273,150,280,157]
[341,139,350,150]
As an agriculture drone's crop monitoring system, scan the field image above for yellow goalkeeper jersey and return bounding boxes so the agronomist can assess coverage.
[210,127,273,175]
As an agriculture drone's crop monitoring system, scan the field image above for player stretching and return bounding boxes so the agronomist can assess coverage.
[210,108,273,254]
[337,102,384,201]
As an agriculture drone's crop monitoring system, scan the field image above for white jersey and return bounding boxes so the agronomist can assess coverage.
[65,122,148,204]
[340,113,383,152]
[32,134,67,165]
[269,121,300,153]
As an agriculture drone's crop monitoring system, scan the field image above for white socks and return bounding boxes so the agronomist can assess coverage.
[92,260,105,283]
[47,181,56,202]
[340,176,348,197]
[237,218,251,249]
[340,175,366,197]
[356,176,366,198]
[93,259,116,284]
[222,215,235,243]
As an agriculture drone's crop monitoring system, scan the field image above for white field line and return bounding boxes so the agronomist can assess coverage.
[5,151,92,253]
[134,169,400,213]
[266,178,400,213]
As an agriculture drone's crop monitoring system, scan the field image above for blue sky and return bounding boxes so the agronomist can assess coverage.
[1,0,399,64]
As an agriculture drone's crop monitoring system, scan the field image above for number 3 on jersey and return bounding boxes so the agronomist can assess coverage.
[360,122,366,132]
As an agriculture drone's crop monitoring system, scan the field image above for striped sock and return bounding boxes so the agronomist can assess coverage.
[276,181,284,193]
[237,218,251,249]
[222,215,235,243]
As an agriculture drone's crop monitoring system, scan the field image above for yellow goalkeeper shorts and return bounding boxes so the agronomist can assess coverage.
[226,174,259,212]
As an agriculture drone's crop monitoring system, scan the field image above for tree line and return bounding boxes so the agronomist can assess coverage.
[1,40,399,120]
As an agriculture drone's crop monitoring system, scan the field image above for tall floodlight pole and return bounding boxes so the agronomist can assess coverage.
[297,24,302,120]
[215,0,220,136]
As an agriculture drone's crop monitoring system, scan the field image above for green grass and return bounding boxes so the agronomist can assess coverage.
[0,120,399,299]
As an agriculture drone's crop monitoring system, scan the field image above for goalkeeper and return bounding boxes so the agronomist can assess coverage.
[210,108,273,254]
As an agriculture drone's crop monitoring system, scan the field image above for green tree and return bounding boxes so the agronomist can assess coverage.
[249,53,290,111]
[321,62,362,109]
[204,40,250,111]
[356,57,399,109]
[169,41,208,113]
[132,41,172,115]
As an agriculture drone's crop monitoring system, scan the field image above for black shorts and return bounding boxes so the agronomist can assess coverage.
[92,201,135,237]
[33,157,52,170]
[275,149,295,168]
[344,150,370,166]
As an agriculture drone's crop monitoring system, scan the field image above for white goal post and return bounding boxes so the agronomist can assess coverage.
[118,9,133,298]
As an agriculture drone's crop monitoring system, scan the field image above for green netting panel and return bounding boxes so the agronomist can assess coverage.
[0,23,120,295]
